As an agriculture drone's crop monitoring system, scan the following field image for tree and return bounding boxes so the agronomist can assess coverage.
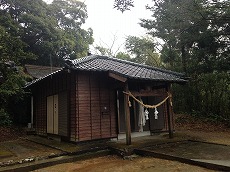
[93,46,113,56]
[49,0,93,61]
[114,0,230,122]
[0,0,93,66]
[91,33,124,57]
[114,0,229,73]
[0,0,94,124]
[113,0,134,13]
[0,26,36,63]
[125,36,162,67]
[115,52,131,61]
[140,0,230,74]
[0,26,33,125]
[139,0,230,121]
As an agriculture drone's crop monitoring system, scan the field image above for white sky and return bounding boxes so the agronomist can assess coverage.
[44,0,153,54]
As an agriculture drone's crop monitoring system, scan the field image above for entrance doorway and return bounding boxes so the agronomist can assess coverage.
[46,92,68,137]
[117,91,166,134]
[47,94,58,134]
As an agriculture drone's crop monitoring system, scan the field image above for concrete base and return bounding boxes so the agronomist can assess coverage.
[0,150,110,172]
[117,131,151,140]
[135,145,230,171]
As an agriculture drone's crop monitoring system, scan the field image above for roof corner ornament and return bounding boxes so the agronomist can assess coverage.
[64,59,75,68]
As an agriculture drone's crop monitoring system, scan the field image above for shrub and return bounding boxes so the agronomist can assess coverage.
[0,108,12,126]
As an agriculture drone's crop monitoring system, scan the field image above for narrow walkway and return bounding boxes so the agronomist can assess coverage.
[135,140,230,171]
[26,136,108,154]
[193,159,230,167]
[0,136,110,172]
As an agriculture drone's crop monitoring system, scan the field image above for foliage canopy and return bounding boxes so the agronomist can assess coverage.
[0,0,93,66]
[0,0,93,125]
[115,0,230,122]
[139,0,230,121]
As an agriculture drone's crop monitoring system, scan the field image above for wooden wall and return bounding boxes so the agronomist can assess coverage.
[58,92,68,136]
[70,71,117,142]
[32,70,117,142]
[32,70,74,136]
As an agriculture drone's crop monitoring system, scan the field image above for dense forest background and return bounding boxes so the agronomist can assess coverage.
[0,0,93,124]
[0,0,229,126]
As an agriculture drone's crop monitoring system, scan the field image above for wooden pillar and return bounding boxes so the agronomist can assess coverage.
[132,99,137,131]
[166,84,173,138]
[31,96,34,128]
[124,82,131,145]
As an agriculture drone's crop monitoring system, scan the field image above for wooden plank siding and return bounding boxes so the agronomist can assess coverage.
[58,92,68,137]
[77,73,91,141]
[74,72,117,141]
[32,70,117,142]
[32,71,75,137]
[69,71,77,142]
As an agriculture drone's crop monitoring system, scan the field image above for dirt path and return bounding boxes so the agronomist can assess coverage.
[175,114,230,145]
[177,130,230,145]
[33,155,212,172]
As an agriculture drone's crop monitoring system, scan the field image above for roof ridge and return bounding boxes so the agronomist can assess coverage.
[72,55,184,77]
[106,56,183,76]
[72,55,99,66]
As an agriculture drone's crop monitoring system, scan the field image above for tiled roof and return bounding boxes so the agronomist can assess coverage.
[26,55,186,88]
[25,64,62,79]
[70,55,186,82]
[25,68,63,87]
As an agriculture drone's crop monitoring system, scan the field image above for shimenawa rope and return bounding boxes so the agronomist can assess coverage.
[123,91,172,108]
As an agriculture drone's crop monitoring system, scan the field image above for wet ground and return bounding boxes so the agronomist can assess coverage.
[33,155,212,172]
[145,140,230,160]
[0,139,62,163]
[1,129,230,171]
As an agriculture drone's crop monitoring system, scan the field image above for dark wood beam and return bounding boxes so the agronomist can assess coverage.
[166,84,173,138]
[109,72,127,82]
[131,92,167,97]
[124,82,131,145]
[131,88,167,97]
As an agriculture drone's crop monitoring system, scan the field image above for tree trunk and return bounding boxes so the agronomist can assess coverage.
[181,45,187,74]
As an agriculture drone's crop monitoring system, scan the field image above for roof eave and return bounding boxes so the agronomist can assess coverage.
[24,68,64,88]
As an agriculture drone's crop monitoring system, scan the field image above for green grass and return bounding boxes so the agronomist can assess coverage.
[0,146,14,158]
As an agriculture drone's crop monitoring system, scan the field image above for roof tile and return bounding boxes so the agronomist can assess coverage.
[26,55,187,87]
[71,55,186,82]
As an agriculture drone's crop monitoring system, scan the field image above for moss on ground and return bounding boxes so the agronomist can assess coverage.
[0,145,14,158]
